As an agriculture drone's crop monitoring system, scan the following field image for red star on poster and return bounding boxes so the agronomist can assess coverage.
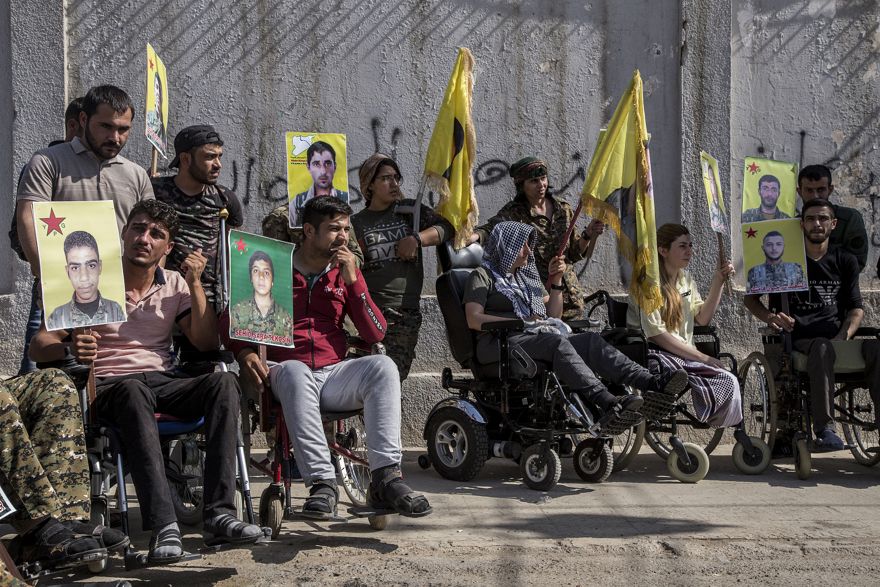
[747,161,760,174]
[40,209,65,236]
[746,227,758,238]
[235,238,247,253]
[148,57,154,70]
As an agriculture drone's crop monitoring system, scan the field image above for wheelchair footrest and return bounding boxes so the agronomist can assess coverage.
[639,392,677,421]
[598,409,643,436]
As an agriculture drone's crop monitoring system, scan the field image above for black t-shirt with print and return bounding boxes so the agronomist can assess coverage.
[768,246,862,341]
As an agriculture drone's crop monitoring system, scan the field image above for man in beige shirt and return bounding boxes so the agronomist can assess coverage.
[16,84,154,276]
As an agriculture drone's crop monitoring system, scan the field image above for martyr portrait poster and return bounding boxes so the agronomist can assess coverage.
[286,132,349,228]
[34,201,127,331]
[228,230,295,348]
[742,218,808,295]
[145,43,169,157]
[741,157,797,223]
[700,151,728,235]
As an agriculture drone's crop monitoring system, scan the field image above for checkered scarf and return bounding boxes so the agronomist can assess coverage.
[482,222,546,319]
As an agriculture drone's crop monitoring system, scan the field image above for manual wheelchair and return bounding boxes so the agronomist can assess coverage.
[585,291,772,482]
[420,244,640,491]
[738,328,880,480]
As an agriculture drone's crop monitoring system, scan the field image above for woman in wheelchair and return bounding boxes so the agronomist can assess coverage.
[627,223,742,427]
[463,221,646,426]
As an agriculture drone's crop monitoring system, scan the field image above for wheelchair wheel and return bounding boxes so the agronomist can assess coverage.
[793,437,811,480]
[425,407,489,482]
[666,442,709,483]
[335,414,371,507]
[259,486,284,539]
[612,420,645,472]
[738,352,778,449]
[645,424,723,459]
[166,436,205,527]
[520,444,561,491]
[573,439,613,483]
[837,387,880,466]
[732,436,771,475]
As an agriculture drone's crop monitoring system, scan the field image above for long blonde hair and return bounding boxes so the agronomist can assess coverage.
[656,223,690,332]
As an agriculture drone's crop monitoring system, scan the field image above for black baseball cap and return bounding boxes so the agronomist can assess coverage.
[170,124,224,168]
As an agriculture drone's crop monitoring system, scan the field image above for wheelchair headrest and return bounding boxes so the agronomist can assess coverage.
[437,241,484,273]
[436,268,478,368]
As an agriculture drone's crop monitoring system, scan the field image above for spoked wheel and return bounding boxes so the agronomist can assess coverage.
[166,436,205,527]
[520,444,562,491]
[611,420,645,472]
[259,486,284,539]
[666,442,709,483]
[837,386,880,466]
[645,421,724,459]
[334,414,371,507]
[793,436,811,480]
[573,439,614,483]
[738,352,779,449]
[425,407,489,482]
[732,436,772,475]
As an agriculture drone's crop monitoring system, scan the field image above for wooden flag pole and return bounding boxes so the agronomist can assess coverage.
[150,147,159,178]
[716,232,733,296]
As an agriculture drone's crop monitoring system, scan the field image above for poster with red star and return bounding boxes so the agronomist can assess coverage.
[742,218,808,295]
[741,157,797,223]
[228,230,295,347]
[145,43,169,157]
[285,132,349,228]
[33,201,127,331]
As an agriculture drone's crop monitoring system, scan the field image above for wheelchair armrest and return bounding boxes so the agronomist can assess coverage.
[583,290,609,306]
[481,319,524,333]
[566,318,601,331]
[601,326,647,345]
[854,327,880,339]
[693,324,717,336]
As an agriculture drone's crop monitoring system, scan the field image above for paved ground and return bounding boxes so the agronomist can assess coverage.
[40,446,880,586]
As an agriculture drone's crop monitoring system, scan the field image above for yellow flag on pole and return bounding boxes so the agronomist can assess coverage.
[582,70,662,314]
[424,48,478,248]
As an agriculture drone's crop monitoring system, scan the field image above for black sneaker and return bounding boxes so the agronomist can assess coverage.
[63,520,129,552]
[25,517,106,571]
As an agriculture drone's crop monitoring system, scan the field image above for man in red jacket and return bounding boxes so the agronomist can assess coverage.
[234,196,432,519]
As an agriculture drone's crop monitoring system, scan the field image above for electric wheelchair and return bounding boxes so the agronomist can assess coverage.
[420,243,640,491]
[585,291,772,482]
[738,328,880,480]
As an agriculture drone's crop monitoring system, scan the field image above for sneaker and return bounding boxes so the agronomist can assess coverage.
[63,520,129,552]
[25,517,106,571]
[814,427,845,452]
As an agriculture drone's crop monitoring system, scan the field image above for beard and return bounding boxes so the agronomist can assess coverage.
[84,123,122,160]
[189,161,218,185]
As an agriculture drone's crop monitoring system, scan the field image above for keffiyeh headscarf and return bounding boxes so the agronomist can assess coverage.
[482,222,546,319]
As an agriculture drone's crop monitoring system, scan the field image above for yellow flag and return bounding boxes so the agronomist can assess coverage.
[582,70,662,314]
[424,48,478,248]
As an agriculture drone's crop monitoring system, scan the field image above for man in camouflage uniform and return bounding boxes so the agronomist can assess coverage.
[473,157,604,322]
[0,369,125,571]
[230,250,293,342]
[747,231,806,293]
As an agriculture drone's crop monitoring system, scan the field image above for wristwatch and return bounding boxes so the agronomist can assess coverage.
[550,284,565,291]
[412,232,422,247]
[580,229,591,241]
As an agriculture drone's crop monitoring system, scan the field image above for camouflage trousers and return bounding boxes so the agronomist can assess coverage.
[0,369,89,524]
[380,307,423,382]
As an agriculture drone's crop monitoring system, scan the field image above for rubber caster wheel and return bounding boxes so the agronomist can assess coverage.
[794,437,811,480]
[732,436,771,475]
[368,515,388,530]
[666,442,709,483]
[418,454,431,470]
[573,440,614,483]
[520,444,561,491]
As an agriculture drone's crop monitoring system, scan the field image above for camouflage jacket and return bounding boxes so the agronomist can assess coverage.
[230,297,293,337]
[747,261,806,293]
[45,294,126,331]
[476,195,588,321]
[741,207,790,223]
[262,204,364,267]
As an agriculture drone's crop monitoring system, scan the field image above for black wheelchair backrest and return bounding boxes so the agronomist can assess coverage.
[437,241,484,274]
[436,268,478,369]
[606,296,629,329]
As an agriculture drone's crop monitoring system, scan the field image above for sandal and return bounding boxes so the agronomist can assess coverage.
[25,517,106,571]
[64,520,129,552]
[301,480,338,520]
[147,525,184,565]
[368,466,432,518]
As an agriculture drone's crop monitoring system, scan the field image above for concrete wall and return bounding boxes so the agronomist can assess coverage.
[3,1,879,443]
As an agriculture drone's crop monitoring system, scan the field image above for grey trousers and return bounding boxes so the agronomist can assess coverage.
[269,355,402,486]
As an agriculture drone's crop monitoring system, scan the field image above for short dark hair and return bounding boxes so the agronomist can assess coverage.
[125,200,180,239]
[302,195,352,229]
[65,97,85,123]
[248,250,274,276]
[758,174,780,189]
[306,141,336,164]
[763,230,783,242]
[801,198,836,218]
[63,230,99,258]
[81,85,135,120]
[798,164,832,186]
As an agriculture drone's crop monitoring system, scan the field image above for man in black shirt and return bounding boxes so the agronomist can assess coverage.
[745,199,880,450]
[153,125,244,312]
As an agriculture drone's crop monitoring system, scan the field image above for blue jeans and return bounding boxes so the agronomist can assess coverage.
[18,278,42,375]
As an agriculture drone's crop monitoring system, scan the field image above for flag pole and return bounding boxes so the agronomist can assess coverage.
[412,175,427,236]
[716,232,733,296]
[150,146,159,178]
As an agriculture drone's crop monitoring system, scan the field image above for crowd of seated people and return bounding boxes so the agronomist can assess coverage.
[2,82,876,583]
